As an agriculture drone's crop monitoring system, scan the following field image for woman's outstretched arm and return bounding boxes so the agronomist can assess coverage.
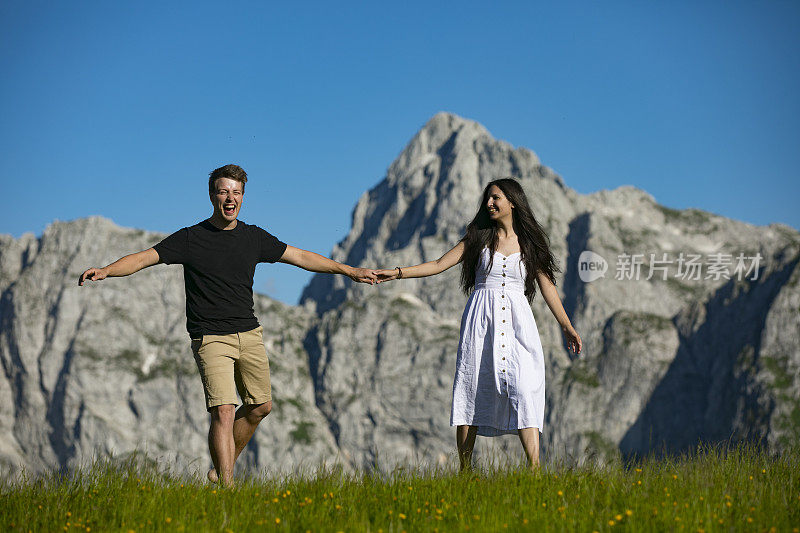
[536,271,582,355]
[376,241,465,281]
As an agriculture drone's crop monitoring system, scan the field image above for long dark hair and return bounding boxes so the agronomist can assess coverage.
[459,178,560,302]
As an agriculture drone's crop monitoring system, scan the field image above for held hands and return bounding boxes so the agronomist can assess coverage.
[78,267,108,286]
[374,268,401,283]
[348,267,379,285]
[348,267,401,284]
[561,324,582,355]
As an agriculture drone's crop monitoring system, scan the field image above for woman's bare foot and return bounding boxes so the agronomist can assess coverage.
[207,468,219,483]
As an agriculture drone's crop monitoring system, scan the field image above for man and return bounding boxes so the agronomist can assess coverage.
[79,164,376,485]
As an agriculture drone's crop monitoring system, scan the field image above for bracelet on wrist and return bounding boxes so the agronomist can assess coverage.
[395,266,403,279]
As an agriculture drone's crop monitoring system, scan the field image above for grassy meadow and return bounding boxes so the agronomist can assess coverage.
[2,444,798,532]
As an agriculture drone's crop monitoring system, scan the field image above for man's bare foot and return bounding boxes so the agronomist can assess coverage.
[207,468,219,483]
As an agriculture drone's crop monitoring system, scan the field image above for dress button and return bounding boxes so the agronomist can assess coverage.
[502,369,506,373]
[502,320,505,323]
[501,332,504,336]
[502,357,506,360]
[501,295,505,298]
[502,307,505,310]
[502,283,505,286]
[502,273,506,277]
[501,344,505,348]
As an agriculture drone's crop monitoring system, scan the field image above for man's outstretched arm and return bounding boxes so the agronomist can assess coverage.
[78,248,160,286]
[278,245,376,284]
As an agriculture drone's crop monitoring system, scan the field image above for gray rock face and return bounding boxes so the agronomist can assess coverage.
[2,112,798,474]
[300,112,800,466]
[0,218,337,475]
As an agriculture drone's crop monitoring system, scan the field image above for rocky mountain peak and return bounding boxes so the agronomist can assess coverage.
[2,114,798,475]
[301,111,570,314]
[298,112,800,466]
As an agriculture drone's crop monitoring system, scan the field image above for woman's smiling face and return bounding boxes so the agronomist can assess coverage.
[486,184,514,222]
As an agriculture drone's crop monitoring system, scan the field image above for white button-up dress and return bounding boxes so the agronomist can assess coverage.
[450,248,546,436]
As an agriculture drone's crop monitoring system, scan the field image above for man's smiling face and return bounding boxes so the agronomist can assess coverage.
[211,177,244,224]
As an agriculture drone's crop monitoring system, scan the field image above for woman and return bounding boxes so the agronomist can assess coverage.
[376,178,582,470]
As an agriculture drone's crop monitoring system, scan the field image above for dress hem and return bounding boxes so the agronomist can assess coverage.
[450,422,543,437]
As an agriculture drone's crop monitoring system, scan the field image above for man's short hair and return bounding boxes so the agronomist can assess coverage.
[209,164,248,195]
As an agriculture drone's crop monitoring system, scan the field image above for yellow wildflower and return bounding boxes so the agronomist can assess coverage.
[399,514,406,520]
[608,520,615,526]
[275,518,281,524]
[615,514,622,521]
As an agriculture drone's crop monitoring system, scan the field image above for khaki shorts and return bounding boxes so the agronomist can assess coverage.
[190,326,272,411]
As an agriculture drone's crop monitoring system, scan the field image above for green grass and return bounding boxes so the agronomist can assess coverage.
[2,444,798,532]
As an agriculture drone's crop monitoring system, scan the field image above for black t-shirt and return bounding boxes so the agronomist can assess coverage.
[153,219,287,337]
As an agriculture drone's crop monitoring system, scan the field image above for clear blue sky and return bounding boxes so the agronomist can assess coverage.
[2,2,798,304]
